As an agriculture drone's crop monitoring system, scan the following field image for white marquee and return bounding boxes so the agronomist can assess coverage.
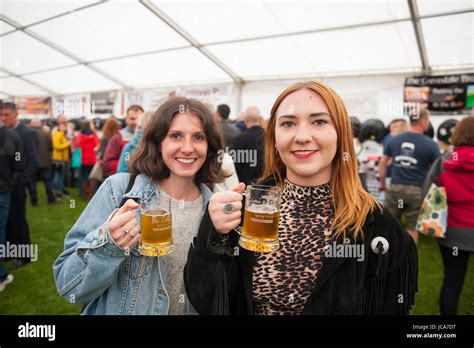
[0,0,472,99]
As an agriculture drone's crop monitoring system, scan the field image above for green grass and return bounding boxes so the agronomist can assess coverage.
[0,184,86,315]
[0,183,473,315]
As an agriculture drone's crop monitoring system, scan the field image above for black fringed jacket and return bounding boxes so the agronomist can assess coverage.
[184,196,418,315]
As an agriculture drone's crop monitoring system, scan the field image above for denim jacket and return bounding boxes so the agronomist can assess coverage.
[53,172,213,315]
[117,129,142,173]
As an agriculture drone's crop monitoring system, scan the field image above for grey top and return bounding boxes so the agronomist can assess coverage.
[157,185,204,315]
[438,226,474,252]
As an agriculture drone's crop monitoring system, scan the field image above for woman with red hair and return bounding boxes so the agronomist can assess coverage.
[185,80,418,315]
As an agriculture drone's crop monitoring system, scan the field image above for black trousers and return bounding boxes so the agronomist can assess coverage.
[438,242,471,315]
[6,185,31,261]
[28,167,55,204]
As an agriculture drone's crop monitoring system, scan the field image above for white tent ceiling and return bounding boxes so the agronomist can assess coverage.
[0,0,473,97]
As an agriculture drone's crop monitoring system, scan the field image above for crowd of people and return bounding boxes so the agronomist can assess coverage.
[0,81,473,316]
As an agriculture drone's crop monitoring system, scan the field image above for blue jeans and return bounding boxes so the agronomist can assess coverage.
[53,162,66,192]
[0,193,11,281]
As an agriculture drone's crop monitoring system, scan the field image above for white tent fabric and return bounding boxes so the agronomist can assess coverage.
[1,0,473,98]
[241,74,470,133]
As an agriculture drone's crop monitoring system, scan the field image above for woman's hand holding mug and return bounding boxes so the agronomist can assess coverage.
[208,182,246,234]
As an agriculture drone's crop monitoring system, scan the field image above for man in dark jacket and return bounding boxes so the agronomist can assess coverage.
[0,102,39,270]
[215,104,240,148]
[232,106,265,185]
[27,119,55,205]
[0,118,24,291]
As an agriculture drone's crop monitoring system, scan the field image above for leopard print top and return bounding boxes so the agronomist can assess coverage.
[252,179,334,315]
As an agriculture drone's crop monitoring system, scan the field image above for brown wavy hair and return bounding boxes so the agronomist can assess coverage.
[260,80,381,240]
[452,116,474,147]
[102,117,121,139]
[129,97,226,187]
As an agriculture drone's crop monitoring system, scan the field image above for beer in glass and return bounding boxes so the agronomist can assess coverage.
[139,197,173,256]
[236,185,281,252]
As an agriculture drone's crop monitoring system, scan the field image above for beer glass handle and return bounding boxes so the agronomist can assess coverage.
[233,226,242,236]
[233,190,245,235]
[229,189,246,235]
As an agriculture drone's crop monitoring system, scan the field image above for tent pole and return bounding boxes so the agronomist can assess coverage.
[408,0,431,75]
[236,82,243,117]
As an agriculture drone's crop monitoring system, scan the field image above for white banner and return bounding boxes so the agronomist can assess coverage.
[52,94,91,119]
[123,83,235,114]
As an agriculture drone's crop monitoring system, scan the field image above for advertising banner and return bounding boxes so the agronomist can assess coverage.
[15,97,51,117]
[404,73,474,115]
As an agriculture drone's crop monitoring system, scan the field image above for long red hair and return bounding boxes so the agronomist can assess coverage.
[260,80,381,239]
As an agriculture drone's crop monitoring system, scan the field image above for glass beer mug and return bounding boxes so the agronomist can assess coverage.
[139,197,173,256]
[235,185,282,253]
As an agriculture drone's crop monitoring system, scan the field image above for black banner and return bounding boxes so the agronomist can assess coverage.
[0,315,473,346]
[404,73,474,115]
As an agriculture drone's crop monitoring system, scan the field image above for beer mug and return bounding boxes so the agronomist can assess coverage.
[139,197,173,256]
[235,185,281,253]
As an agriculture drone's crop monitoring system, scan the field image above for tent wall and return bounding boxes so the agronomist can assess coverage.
[240,74,470,136]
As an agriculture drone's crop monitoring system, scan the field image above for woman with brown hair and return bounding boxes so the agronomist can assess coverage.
[54,97,226,314]
[184,80,418,315]
[98,117,121,162]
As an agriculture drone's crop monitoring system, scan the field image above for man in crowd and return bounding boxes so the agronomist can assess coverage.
[215,104,240,148]
[383,118,408,148]
[52,116,71,197]
[28,119,55,205]
[0,109,24,291]
[53,115,75,141]
[233,106,265,185]
[381,118,408,189]
[0,102,39,270]
[379,108,440,244]
[103,105,142,177]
